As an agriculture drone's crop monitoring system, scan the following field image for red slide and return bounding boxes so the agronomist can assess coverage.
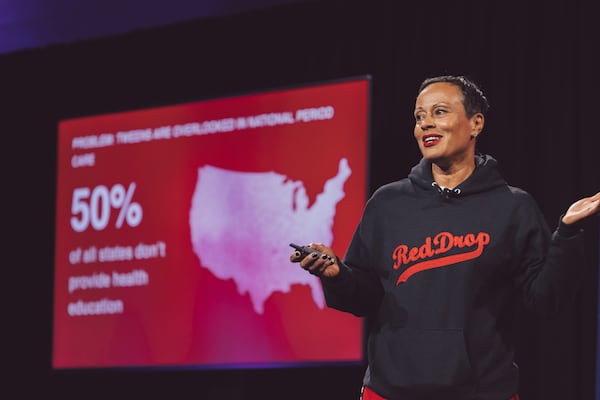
[53,77,370,370]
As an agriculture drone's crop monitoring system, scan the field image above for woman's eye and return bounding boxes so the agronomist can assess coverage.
[434,108,447,115]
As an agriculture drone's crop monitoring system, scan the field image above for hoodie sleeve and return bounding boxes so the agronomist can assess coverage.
[512,193,585,317]
[320,220,384,317]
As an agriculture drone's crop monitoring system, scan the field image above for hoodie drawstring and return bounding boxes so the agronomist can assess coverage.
[432,182,462,200]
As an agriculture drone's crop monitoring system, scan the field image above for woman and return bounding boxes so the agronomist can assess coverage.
[290,75,600,400]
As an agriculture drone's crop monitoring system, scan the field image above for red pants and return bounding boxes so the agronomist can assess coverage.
[361,385,520,400]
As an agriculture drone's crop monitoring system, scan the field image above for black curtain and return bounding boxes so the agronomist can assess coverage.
[3,0,599,399]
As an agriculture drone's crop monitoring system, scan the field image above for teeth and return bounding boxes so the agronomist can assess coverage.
[424,137,439,143]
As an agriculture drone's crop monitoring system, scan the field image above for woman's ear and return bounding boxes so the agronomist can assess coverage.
[471,113,484,136]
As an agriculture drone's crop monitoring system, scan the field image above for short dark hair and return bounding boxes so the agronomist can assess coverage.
[417,75,490,118]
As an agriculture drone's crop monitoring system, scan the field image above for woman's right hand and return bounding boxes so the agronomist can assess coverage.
[289,242,340,278]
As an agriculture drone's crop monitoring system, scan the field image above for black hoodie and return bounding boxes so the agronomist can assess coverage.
[321,154,584,400]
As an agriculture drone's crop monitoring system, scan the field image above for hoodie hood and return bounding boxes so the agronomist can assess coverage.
[408,153,507,199]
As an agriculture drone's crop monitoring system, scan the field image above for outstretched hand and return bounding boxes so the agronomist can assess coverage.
[562,191,600,225]
[289,242,341,278]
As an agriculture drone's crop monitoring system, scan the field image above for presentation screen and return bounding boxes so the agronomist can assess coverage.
[53,76,370,370]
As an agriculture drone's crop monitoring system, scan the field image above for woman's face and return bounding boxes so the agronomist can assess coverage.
[413,82,483,167]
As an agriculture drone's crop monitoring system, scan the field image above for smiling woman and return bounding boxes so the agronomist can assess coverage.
[413,77,487,187]
[289,75,600,400]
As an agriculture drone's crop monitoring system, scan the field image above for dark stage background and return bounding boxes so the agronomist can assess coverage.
[3,0,599,399]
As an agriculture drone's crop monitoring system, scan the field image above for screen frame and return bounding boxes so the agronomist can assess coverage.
[52,74,373,372]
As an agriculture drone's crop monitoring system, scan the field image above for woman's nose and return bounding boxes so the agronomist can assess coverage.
[420,114,434,129]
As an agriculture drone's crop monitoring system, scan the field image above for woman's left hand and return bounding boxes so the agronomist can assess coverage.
[562,191,600,225]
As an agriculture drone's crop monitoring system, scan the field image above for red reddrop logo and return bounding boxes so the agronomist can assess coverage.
[392,231,491,284]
